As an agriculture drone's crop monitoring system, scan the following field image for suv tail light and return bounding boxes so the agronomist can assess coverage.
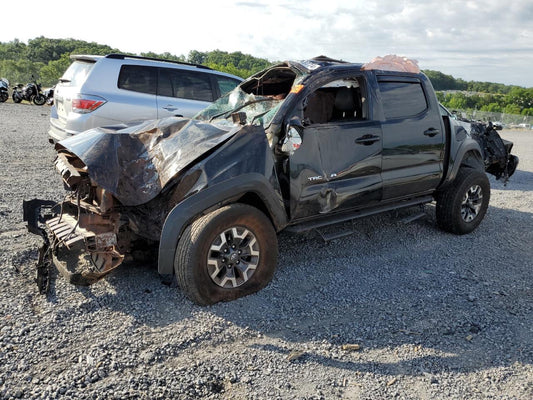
[72,94,107,114]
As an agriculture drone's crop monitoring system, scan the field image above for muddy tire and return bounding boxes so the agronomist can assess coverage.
[174,204,278,305]
[436,168,490,234]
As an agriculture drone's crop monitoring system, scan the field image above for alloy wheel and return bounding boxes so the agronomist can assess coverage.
[207,226,260,288]
[461,184,483,222]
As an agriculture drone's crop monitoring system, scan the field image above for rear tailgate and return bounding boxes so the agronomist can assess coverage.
[55,57,99,125]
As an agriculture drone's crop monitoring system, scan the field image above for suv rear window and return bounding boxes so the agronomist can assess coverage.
[379,80,427,119]
[61,60,95,87]
[118,65,157,95]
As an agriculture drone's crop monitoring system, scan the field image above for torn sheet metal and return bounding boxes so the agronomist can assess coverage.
[55,117,242,206]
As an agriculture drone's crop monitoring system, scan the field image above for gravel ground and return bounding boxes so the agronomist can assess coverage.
[0,101,532,400]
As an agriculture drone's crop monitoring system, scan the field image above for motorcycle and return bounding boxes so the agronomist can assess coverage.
[12,76,46,105]
[0,78,8,103]
[43,85,55,105]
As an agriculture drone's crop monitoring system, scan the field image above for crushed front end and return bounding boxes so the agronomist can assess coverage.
[24,150,132,292]
[24,117,242,293]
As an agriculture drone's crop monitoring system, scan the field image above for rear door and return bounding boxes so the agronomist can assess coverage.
[378,76,444,199]
[113,64,158,121]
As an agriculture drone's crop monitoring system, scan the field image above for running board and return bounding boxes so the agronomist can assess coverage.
[286,196,433,234]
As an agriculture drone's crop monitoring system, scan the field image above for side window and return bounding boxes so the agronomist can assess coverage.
[159,68,214,102]
[182,71,214,102]
[378,80,427,119]
[214,76,241,96]
[303,78,366,125]
[117,65,157,95]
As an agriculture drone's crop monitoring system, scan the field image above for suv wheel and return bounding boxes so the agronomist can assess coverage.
[436,168,490,234]
[174,204,278,305]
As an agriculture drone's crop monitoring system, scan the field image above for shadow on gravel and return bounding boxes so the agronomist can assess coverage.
[47,203,532,376]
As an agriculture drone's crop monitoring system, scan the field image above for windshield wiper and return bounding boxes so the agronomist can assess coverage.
[209,97,275,123]
[59,78,71,83]
[251,109,276,125]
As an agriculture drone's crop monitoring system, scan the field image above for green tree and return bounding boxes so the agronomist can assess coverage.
[140,52,185,62]
[424,70,467,90]
[503,104,522,115]
[39,53,72,86]
[0,59,43,84]
[480,102,503,113]
[506,87,533,110]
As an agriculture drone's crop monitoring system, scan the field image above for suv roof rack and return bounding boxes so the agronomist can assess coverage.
[105,53,212,70]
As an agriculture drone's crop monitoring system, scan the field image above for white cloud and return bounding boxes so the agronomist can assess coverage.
[1,0,532,86]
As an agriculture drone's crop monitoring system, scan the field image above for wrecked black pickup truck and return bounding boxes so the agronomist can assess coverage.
[24,55,518,305]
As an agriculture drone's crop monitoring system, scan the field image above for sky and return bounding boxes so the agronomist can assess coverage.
[2,0,532,87]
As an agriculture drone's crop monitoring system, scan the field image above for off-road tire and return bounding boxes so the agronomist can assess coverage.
[174,204,278,305]
[436,168,490,234]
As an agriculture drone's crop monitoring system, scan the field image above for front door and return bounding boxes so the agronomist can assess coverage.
[289,77,383,220]
[157,67,214,119]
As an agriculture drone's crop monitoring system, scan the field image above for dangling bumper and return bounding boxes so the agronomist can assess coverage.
[22,198,126,293]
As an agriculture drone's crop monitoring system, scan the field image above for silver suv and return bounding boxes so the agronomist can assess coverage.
[49,54,243,142]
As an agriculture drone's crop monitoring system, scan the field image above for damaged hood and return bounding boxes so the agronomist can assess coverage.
[56,117,241,206]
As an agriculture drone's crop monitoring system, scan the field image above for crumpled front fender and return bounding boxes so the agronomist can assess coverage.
[157,173,288,276]
[55,117,241,206]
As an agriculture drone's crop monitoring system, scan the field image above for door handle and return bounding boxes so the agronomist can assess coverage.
[355,134,380,145]
[163,105,178,111]
[424,128,440,137]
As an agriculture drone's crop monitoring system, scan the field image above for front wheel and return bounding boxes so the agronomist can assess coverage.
[436,168,490,234]
[12,92,22,103]
[174,204,278,305]
[0,91,8,102]
[33,94,46,105]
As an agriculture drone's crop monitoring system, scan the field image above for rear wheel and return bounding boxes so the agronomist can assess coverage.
[174,204,278,305]
[12,92,22,103]
[436,168,490,234]
[0,91,8,102]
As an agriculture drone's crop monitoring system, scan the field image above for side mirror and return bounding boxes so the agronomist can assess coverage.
[281,117,303,155]
[287,116,304,132]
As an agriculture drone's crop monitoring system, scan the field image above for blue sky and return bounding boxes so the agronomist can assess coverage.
[2,0,532,87]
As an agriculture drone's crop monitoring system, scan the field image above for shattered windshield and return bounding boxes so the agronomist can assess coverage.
[195,88,283,127]
[195,64,302,128]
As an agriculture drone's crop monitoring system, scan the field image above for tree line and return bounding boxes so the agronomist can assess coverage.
[1,37,531,115]
[425,70,533,116]
[0,37,272,86]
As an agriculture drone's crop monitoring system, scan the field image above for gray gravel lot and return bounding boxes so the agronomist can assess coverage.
[0,101,532,399]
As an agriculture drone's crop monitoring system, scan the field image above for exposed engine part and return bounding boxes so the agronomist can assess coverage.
[471,122,519,183]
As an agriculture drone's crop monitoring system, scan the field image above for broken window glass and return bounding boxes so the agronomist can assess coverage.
[303,78,365,124]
